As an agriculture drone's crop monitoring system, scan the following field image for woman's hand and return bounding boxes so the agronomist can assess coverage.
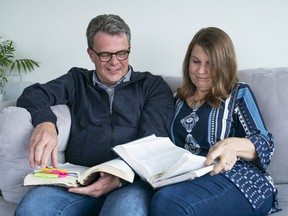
[205,137,257,175]
[68,172,121,197]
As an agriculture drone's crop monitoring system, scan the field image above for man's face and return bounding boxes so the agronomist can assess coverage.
[87,32,130,86]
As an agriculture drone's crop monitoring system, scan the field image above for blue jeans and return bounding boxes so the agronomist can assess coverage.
[15,179,154,216]
[150,174,273,216]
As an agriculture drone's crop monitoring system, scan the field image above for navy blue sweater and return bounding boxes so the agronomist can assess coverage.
[17,67,174,166]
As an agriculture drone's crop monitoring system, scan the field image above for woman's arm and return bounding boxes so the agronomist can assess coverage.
[206,83,274,174]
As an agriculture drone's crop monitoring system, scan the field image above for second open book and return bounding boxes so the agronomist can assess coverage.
[24,135,213,189]
[112,134,213,188]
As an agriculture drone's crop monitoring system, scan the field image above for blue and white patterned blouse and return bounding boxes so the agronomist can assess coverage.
[170,82,278,213]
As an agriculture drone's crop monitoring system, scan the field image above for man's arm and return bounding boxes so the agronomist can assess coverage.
[17,71,76,128]
[139,75,175,137]
[17,69,77,168]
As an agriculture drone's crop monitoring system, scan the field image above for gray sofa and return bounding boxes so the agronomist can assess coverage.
[0,68,287,216]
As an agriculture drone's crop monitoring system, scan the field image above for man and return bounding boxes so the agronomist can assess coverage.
[15,14,174,216]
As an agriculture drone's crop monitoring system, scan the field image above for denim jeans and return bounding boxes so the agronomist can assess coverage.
[15,179,154,216]
[150,173,273,216]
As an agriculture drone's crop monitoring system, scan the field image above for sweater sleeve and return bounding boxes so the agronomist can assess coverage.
[234,83,274,170]
[17,69,77,127]
[138,75,175,137]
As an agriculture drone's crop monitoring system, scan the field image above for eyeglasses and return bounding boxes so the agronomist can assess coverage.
[90,47,130,62]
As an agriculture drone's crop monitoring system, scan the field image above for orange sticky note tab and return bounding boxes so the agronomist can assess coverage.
[41,168,67,174]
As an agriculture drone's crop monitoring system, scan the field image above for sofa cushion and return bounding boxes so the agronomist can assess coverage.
[162,76,183,94]
[0,105,71,203]
[238,68,288,184]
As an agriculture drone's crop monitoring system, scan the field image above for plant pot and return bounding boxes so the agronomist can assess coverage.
[3,74,32,101]
[4,82,32,101]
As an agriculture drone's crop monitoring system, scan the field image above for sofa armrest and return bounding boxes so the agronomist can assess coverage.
[0,104,71,203]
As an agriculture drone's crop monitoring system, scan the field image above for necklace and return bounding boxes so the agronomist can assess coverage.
[190,98,204,110]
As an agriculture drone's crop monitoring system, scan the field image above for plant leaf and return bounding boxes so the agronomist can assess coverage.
[1,37,40,81]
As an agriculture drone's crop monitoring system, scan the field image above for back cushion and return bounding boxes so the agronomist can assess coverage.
[238,68,288,184]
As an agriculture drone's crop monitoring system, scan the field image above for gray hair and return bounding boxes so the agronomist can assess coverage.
[86,14,131,48]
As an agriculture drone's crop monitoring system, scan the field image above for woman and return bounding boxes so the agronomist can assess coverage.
[150,27,278,216]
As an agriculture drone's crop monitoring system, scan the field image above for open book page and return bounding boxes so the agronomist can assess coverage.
[113,136,188,182]
[113,135,213,187]
[155,152,207,181]
[152,164,214,188]
[79,158,135,185]
[57,163,87,176]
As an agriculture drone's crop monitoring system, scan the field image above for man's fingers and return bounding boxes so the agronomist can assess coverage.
[29,147,36,168]
[51,146,58,168]
[28,122,58,168]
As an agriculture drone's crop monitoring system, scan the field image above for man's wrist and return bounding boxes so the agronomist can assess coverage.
[118,179,128,189]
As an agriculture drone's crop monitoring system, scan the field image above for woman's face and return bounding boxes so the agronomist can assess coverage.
[189,44,212,94]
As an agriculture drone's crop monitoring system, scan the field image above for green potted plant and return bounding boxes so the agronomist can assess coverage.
[0,37,40,101]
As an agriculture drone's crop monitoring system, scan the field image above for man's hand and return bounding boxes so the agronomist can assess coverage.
[29,122,58,168]
[68,173,121,197]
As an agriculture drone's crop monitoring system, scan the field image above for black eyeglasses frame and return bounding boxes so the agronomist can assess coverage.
[90,47,130,62]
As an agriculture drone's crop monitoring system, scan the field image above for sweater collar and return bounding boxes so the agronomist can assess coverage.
[92,66,132,88]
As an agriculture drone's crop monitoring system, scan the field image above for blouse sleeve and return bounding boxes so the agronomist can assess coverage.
[234,83,274,170]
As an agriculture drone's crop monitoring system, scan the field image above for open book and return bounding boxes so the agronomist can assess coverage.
[23,158,135,187]
[113,135,214,188]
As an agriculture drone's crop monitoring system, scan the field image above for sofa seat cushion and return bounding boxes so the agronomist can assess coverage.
[0,195,17,216]
[273,184,288,215]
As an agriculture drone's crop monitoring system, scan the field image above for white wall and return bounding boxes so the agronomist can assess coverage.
[1,0,287,84]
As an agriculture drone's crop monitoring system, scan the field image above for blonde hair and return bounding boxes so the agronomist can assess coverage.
[177,27,238,107]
